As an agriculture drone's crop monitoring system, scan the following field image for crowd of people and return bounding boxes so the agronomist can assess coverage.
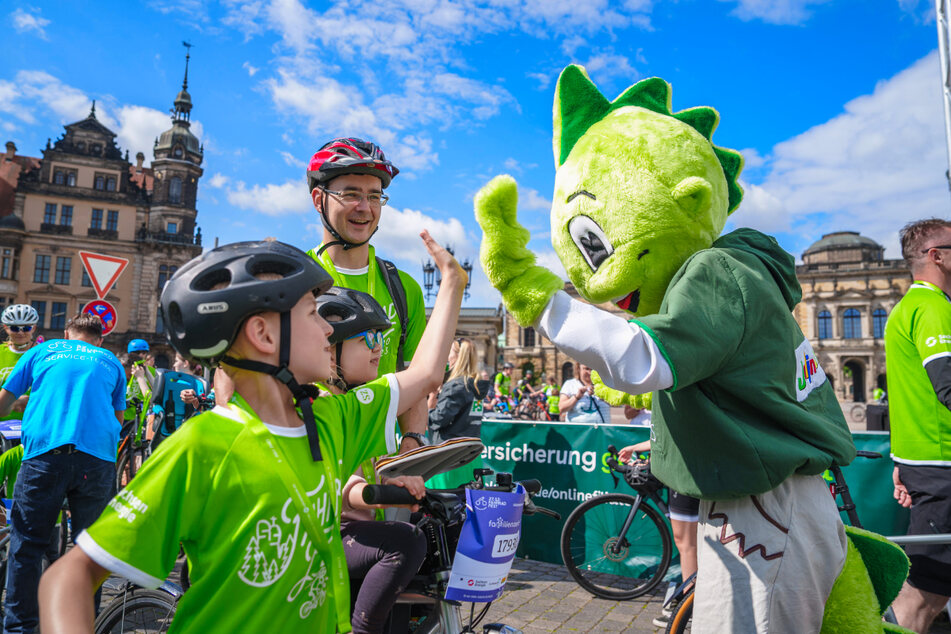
[0,133,941,634]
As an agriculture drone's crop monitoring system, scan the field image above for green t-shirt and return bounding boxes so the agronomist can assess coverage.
[0,343,29,421]
[0,444,22,496]
[494,373,511,396]
[308,245,425,377]
[636,231,855,500]
[885,281,951,464]
[124,364,157,423]
[79,375,399,633]
[544,385,560,414]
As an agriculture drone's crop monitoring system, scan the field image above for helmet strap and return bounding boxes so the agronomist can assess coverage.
[221,311,323,462]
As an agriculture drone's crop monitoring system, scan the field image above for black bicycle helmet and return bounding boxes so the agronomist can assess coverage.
[160,240,333,464]
[316,287,392,345]
[316,287,391,390]
[160,240,332,361]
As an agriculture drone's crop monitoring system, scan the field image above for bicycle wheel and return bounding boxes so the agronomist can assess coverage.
[94,587,177,633]
[116,447,135,490]
[665,587,693,634]
[561,493,672,600]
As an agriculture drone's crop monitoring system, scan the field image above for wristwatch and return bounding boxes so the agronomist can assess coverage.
[401,432,429,447]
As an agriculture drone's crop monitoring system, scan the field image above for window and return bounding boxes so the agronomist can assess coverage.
[31,301,46,328]
[91,208,103,230]
[33,254,50,283]
[43,203,56,224]
[157,265,178,291]
[817,310,832,339]
[54,169,76,186]
[873,308,887,339]
[59,205,73,226]
[169,177,182,204]
[106,176,116,192]
[67,171,76,187]
[1,249,12,279]
[81,269,92,287]
[843,308,862,339]
[53,170,65,185]
[522,326,536,348]
[50,302,67,330]
[54,256,71,285]
[155,307,164,334]
[167,222,177,234]
[106,210,118,232]
[94,175,105,190]
[173,146,183,159]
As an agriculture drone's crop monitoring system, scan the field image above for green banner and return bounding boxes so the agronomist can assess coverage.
[479,421,909,565]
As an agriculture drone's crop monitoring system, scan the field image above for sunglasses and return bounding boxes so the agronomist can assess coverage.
[7,325,33,333]
[348,330,383,350]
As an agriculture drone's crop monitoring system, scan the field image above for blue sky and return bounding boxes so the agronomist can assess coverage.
[0,0,944,306]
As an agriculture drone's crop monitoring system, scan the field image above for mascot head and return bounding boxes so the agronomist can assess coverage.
[551,65,744,316]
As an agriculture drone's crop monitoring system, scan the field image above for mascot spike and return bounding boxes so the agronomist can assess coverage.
[673,107,719,141]
[553,65,610,167]
[713,147,744,213]
[611,77,672,116]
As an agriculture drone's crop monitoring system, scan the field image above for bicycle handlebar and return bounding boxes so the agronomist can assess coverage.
[362,484,423,506]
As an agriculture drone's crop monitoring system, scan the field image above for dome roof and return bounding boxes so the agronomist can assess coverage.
[174,89,192,107]
[803,231,882,255]
[155,121,201,156]
[0,215,26,230]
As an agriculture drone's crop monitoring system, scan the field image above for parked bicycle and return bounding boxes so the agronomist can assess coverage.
[514,393,554,421]
[560,445,673,600]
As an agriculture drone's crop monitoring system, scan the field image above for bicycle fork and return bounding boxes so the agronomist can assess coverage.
[610,494,643,556]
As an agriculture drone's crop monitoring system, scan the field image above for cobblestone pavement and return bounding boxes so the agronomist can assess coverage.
[482,558,669,633]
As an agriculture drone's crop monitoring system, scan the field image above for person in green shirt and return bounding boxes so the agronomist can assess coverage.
[305,138,428,457]
[124,339,156,428]
[542,374,560,419]
[0,304,41,421]
[884,218,951,633]
[488,362,514,411]
[39,232,468,634]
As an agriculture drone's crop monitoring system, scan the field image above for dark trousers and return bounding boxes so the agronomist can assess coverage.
[3,450,115,634]
[343,520,427,634]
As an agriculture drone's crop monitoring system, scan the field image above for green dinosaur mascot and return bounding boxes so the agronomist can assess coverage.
[476,65,910,633]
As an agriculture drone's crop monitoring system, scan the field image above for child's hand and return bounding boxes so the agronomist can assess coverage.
[420,230,466,288]
[617,445,637,463]
[383,475,426,511]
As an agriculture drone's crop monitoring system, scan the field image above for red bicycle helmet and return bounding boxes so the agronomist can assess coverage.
[306,137,399,191]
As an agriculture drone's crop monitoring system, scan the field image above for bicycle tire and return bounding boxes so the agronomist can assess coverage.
[94,587,177,634]
[665,587,693,634]
[560,493,672,600]
[115,447,134,490]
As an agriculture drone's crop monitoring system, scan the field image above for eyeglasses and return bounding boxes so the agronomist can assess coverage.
[921,245,951,253]
[348,330,383,350]
[321,187,389,208]
[7,325,33,333]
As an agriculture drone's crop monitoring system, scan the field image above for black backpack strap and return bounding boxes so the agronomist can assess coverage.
[376,257,409,371]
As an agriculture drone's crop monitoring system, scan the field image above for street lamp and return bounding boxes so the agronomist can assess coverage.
[423,246,473,301]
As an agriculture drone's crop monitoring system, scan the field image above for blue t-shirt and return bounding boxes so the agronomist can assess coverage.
[4,339,126,462]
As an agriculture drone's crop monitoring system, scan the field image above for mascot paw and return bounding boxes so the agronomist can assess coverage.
[475,175,564,326]
[591,370,652,409]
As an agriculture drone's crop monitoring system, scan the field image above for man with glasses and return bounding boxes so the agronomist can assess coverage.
[0,305,40,423]
[305,138,428,453]
[885,218,951,633]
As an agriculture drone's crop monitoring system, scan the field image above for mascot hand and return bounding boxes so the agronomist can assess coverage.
[591,370,652,409]
[475,175,564,326]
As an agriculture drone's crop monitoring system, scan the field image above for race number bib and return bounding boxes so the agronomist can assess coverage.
[446,485,524,603]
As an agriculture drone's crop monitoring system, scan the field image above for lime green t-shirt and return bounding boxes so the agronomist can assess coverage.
[0,444,22,496]
[885,280,951,464]
[494,372,511,396]
[79,375,400,633]
[308,245,425,377]
[124,363,157,423]
[0,343,29,421]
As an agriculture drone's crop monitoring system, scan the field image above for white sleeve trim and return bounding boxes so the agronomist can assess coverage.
[536,291,674,394]
[383,373,400,454]
[923,351,951,367]
[76,530,164,589]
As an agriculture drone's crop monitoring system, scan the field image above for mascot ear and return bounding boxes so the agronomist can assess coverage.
[672,177,713,217]
[553,65,609,167]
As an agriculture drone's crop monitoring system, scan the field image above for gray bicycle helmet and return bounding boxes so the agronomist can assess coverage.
[160,240,333,463]
[316,287,392,345]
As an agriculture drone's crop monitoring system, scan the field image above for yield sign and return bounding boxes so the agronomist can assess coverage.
[78,251,129,299]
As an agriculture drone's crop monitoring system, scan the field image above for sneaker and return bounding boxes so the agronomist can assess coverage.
[652,613,670,628]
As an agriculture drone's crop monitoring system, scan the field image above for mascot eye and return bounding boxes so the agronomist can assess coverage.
[568,215,614,271]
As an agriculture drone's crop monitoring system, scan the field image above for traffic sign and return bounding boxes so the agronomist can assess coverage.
[82,300,118,335]
[78,251,129,299]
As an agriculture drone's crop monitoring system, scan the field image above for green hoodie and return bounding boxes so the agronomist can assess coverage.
[634,228,856,500]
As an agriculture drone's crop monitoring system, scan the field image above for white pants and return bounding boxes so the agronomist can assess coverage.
[693,474,847,633]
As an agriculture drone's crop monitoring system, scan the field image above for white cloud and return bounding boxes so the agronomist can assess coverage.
[739,147,766,169]
[721,0,832,25]
[374,206,473,266]
[535,250,569,282]
[208,173,229,189]
[242,61,259,76]
[280,150,305,168]
[581,52,640,86]
[731,51,947,258]
[225,179,313,216]
[11,7,50,39]
[521,188,552,212]
[527,71,553,90]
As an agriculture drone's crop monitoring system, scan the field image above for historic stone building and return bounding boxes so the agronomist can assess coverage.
[0,56,203,366]
[794,231,911,421]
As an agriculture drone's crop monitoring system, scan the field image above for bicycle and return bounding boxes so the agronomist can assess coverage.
[115,398,149,490]
[514,393,555,421]
[560,445,673,600]
[94,579,182,634]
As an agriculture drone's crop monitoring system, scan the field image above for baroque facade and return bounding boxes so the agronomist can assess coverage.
[0,58,203,366]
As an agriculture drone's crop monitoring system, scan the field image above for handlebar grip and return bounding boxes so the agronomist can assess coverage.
[520,479,541,494]
[855,450,882,459]
[361,484,423,506]
[608,445,618,455]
